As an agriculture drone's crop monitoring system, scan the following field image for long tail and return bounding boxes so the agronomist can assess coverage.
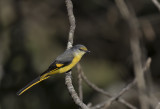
[17,75,50,96]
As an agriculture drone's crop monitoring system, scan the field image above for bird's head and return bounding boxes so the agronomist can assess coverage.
[72,44,90,56]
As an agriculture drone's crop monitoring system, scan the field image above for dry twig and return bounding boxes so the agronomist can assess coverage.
[103,57,152,109]
[77,63,83,101]
[78,64,137,109]
[103,80,136,109]
[115,0,150,109]
[152,0,160,11]
[65,72,88,109]
[65,0,75,49]
[65,0,88,109]
[155,102,160,109]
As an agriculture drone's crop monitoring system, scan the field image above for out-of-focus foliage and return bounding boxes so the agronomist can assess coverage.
[0,0,160,109]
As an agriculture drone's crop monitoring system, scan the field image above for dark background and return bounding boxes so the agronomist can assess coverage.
[0,0,160,109]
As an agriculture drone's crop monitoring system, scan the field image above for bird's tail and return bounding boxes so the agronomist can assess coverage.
[17,75,50,96]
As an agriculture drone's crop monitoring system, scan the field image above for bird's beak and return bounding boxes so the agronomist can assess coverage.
[86,50,90,53]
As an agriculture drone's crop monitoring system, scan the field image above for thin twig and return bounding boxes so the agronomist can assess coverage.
[103,57,152,108]
[141,20,155,41]
[103,80,136,109]
[91,96,133,109]
[115,0,150,109]
[0,38,4,84]
[81,69,111,97]
[91,98,136,109]
[152,0,160,11]
[130,36,148,109]
[143,57,152,71]
[65,0,88,109]
[66,0,75,49]
[155,102,160,109]
[65,72,88,109]
[77,63,83,101]
[79,64,137,109]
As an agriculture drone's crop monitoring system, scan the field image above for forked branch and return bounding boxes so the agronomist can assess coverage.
[65,0,88,109]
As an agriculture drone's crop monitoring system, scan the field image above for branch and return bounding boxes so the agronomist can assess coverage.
[65,0,88,109]
[155,102,160,109]
[103,57,152,108]
[78,64,137,109]
[115,0,150,109]
[65,0,75,49]
[103,80,136,109]
[65,72,88,109]
[81,68,111,97]
[152,0,160,11]
[77,63,83,101]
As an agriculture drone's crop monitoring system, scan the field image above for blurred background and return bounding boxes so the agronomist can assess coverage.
[0,0,160,109]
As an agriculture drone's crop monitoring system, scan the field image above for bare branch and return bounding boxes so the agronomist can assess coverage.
[65,0,88,109]
[103,57,152,108]
[65,72,88,109]
[115,0,150,109]
[77,63,83,101]
[81,69,111,97]
[141,20,155,41]
[155,102,160,109]
[103,80,136,109]
[152,0,160,11]
[79,64,137,109]
[65,0,75,49]
[143,57,152,71]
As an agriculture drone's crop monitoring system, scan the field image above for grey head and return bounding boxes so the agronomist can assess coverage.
[71,44,89,52]
[55,44,89,62]
[70,44,90,56]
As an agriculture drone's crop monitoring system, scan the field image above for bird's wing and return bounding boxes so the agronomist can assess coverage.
[42,59,72,75]
[42,49,74,75]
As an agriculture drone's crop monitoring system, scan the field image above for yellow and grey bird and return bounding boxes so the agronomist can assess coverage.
[17,44,89,96]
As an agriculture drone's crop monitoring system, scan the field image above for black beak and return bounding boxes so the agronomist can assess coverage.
[86,50,90,53]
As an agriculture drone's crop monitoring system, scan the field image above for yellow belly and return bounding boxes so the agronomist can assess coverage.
[58,55,81,73]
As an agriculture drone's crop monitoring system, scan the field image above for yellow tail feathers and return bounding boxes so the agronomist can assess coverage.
[17,76,50,96]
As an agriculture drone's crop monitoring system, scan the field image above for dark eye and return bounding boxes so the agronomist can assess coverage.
[79,48,83,51]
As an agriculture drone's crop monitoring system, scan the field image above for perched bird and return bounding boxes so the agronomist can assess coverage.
[17,44,89,96]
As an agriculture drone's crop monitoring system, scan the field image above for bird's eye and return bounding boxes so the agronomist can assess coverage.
[79,47,87,51]
[79,48,83,51]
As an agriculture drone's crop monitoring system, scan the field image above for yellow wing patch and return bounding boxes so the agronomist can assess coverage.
[56,63,64,67]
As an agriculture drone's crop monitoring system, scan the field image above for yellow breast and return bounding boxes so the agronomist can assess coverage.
[59,55,82,73]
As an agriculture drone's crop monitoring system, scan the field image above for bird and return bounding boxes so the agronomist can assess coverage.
[17,44,89,96]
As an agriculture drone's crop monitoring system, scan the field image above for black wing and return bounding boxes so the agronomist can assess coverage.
[40,60,72,76]
[41,49,74,76]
